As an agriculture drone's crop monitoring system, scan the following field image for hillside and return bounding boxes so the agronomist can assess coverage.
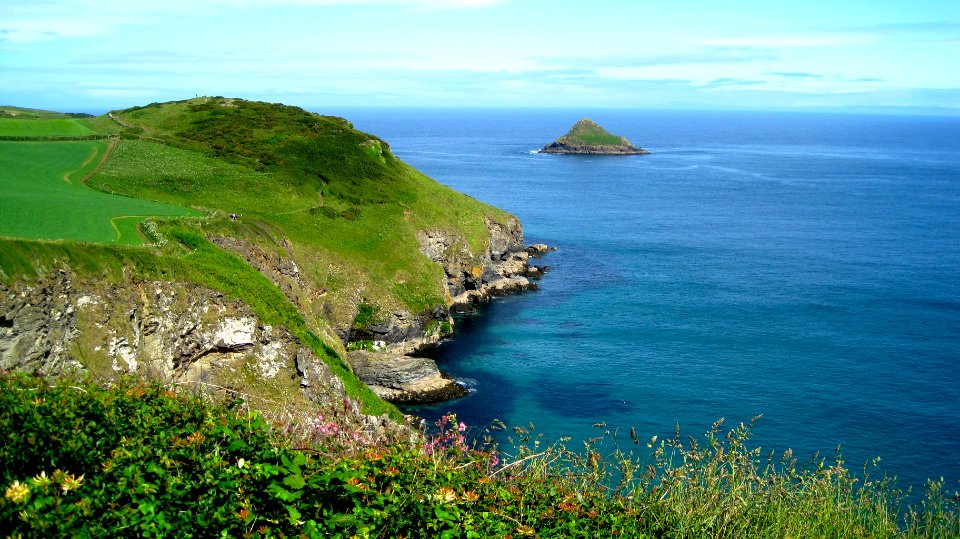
[540,118,649,155]
[0,97,538,426]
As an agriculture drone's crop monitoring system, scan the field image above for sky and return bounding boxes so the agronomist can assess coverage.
[2,0,959,114]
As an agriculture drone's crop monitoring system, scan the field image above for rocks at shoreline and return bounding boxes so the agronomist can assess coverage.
[347,218,554,404]
[346,350,468,404]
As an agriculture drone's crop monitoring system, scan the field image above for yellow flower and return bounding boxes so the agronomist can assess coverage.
[436,486,457,503]
[517,524,536,536]
[32,470,51,488]
[61,473,84,493]
[4,480,30,504]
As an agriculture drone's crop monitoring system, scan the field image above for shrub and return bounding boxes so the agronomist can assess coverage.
[3,370,958,537]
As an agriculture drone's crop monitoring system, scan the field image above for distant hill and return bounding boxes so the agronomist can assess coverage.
[540,118,649,155]
[0,106,93,119]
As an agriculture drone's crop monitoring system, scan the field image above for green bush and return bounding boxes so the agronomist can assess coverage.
[2,373,958,538]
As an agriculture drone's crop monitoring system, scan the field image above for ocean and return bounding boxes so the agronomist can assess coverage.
[334,107,960,493]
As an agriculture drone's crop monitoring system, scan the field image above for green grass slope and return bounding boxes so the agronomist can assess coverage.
[0,107,122,137]
[0,141,198,244]
[90,97,510,319]
[559,118,629,146]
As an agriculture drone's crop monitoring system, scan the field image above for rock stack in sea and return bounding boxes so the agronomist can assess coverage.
[540,118,649,155]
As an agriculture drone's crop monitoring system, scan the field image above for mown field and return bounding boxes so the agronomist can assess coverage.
[0,141,197,245]
[0,118,95,137]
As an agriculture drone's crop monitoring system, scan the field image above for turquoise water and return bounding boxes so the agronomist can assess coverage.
[338,108,960,493]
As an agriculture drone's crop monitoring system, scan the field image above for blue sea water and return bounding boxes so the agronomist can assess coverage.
[335,108,960,493]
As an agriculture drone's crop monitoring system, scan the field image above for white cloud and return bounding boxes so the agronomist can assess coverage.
[0,0,508,43]
[700,32,876,49]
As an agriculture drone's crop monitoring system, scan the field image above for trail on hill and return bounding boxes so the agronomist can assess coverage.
[78,136,118,187]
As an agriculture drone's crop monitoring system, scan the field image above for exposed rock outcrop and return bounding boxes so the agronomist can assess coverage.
[348,307,450,356]
[417,216,534,308]
[346,350,467,404]
[336,215,545,404]
[0,269,411,442]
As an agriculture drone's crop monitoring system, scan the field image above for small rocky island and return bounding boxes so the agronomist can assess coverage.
[540,118,649,155]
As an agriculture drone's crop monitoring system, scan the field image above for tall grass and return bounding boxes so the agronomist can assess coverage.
[1,373,956,538]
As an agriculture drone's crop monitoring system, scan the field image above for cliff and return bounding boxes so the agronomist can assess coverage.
[540,118,649,155]
[0,268,407,441]
[0,97,549,426]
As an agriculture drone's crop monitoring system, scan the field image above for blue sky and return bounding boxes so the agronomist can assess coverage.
[2,0,958,113]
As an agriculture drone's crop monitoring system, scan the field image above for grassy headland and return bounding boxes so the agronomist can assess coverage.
[0,96,515,420]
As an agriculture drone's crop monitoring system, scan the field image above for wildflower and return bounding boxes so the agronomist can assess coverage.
[61,473,84,493]
[346,477,367,491]
[462,490,480,503]
[437,487,457,503]
[558,502,579,512]
[32,471,51,488]
[237,458,246,469]
[4,480,30,504]
[458,422,467,433]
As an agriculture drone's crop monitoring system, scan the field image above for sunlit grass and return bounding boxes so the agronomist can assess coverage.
[0,141,197,244]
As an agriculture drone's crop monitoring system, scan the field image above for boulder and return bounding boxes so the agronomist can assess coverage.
[347,350,467,404]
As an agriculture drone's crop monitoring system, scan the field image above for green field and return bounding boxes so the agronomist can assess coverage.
[0,118,95,137]
[0,141,198,244]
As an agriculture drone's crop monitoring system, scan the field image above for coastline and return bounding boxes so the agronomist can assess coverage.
[343,220,553,406]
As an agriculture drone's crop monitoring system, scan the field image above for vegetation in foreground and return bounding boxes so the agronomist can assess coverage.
[2,373,957,538]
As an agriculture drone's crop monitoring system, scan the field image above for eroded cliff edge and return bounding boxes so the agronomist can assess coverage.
[0,216,548,413]
[0,269,411,443]
[344,216,549,405]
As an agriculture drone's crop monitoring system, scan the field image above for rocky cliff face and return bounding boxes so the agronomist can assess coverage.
[539,140,650,155]
[343,216,544,405]
[0,269,410,442]
[417,216,533,305]
[0,217,546,412]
